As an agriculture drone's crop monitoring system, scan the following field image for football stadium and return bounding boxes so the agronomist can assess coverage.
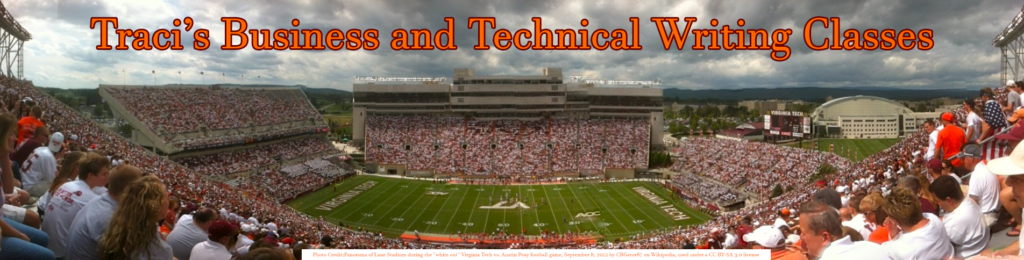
[7,0,1024,259]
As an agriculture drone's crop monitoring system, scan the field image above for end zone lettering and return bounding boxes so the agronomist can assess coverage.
[315,181,377,211]
[633,186,690,221]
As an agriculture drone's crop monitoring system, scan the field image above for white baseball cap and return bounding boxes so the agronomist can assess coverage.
[989,142,1024,176]
[1009,80,1017,87]
[743,226,785,248]
[48,132,64,153]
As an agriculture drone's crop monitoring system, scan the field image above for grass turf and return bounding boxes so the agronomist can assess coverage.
[787,138,899,162]
[287,175,711,240]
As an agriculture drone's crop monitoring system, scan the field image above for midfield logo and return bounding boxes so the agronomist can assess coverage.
[479,201,531,209]
[426,191,449,196]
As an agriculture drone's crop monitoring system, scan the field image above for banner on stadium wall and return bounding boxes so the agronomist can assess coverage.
[764,115,771,127]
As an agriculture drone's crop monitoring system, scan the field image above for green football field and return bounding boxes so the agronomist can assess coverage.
[287,175,712,240]
[787,138,899,162]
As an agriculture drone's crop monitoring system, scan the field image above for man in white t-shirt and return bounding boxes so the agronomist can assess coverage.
[881,187,955,260]
[20,132,63,196]
[40,152,110,258]
[924,119,941,162]
[965,99,983,144]
[929,175,988,258]
[954,143,1003,228]
[842,195,871,239]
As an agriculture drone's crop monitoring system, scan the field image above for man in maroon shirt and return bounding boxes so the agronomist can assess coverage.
[13,126,48,165]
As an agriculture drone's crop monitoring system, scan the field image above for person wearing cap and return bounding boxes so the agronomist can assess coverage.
[744,226,807,260]
[15,105,43,145]
[775,208,793,229]
[880,187,955,260]
[21,131,65,197]
[929,175,989,258]
[936,112,968,174]
[927,158,961,184]
[798,200,894,260]
[40,152,109,258]
[998,121,1024,238]
[189,220,239,260]
[966,98,983,144]
[980,87,1011,161]
[1007,80,1023,112]
[952,143,1005,230]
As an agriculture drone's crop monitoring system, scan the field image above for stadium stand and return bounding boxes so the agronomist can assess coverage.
[99,86,328,152]
[364,116,650,175]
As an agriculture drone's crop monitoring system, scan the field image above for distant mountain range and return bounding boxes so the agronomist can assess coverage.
[662,87,977,101]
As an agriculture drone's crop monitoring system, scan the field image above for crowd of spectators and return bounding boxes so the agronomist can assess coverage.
[0,76,447,258]
[365,116,650,176]
[103,87,326,150]
[671,173,741,205]
[175,137,334,176]
[671,138,851,198]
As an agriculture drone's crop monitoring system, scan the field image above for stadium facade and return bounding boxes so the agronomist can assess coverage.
[352,68,664,177]
[811,95,940,139]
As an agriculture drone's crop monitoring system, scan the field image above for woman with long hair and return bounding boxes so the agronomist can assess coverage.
[37,151,84,212]
[98,175,172,260]
[0,112,54,259]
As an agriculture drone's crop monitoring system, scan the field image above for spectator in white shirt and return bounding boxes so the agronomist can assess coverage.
[798,200,894,260]
[930,175,989,258]
[64,164,143,260]
[189,220,239,260]
[924,119,940,162]
[842,195,871,240]
[881,187,955,260]
[965,99,983,144]
[953,143,1003,229]
[40,152,109,258]
[21,131,63,196]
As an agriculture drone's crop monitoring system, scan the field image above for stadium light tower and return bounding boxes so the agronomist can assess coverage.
[0,2,29,79]
[178,71,181,85]
[152,70,156,86]
[201,71,205,85]
[994,4,1024,83]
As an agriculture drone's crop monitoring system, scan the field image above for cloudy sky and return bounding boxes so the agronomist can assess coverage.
[4,0,1021,90]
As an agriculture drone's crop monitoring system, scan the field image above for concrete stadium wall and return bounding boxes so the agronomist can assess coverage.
[605,169,635,179]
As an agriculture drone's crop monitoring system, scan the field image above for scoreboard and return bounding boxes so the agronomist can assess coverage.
[765,111,811,137]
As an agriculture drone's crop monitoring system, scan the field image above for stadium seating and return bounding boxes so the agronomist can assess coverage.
[365,116,651,175]
[103,87,325,149]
